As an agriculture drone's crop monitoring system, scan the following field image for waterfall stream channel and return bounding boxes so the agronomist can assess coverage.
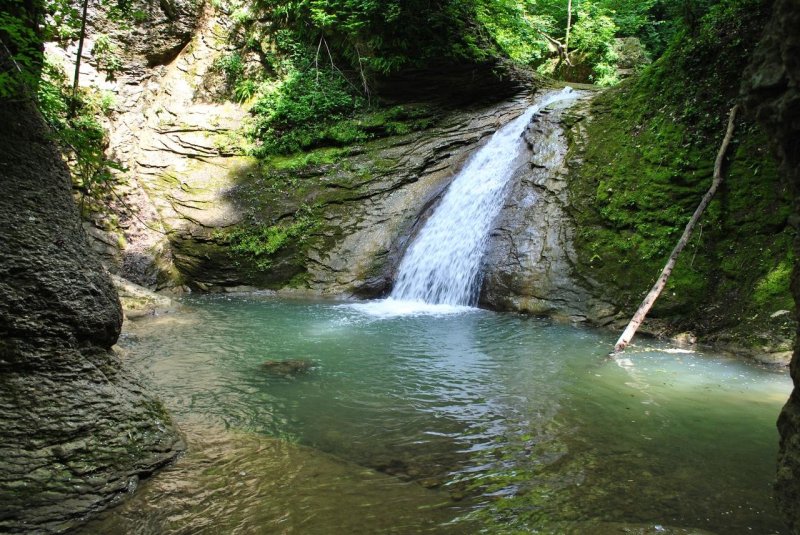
[390,87,577,307]
[81,90,792,534]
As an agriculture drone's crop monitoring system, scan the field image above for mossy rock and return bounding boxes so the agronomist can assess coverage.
[563,0,794,353]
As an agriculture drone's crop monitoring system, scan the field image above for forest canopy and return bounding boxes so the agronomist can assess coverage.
[1,0,743,156]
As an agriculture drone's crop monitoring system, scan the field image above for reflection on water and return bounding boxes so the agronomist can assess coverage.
[85,296,791,534]
[82,419,466,534]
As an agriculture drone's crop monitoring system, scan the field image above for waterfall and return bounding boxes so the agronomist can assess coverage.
[389,87,578,307]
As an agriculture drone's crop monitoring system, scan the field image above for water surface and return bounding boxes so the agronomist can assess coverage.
[85,296,791,534]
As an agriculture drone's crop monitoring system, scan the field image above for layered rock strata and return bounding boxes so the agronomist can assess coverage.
[481,96,617,324]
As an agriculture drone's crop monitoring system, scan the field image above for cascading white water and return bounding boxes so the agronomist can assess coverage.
[388,87,578,307]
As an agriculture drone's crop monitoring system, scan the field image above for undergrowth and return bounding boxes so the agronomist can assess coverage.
[37,58,122,198]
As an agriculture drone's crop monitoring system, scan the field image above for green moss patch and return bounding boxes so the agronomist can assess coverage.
[565,0,794,349]
[214,204,320,271]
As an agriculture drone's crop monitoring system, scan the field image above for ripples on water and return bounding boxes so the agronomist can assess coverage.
[83,295,792,534]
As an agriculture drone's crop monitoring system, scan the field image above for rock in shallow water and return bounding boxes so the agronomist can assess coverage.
[110,274,181,319]
[261,359,317,377]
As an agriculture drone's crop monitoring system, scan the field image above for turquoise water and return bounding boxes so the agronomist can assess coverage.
[91,295,791,533]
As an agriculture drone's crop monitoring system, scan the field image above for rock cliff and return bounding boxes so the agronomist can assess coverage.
[742,0,800,529]
[481,96,617,324]
[0,98,184,533]
[67,8,544,296]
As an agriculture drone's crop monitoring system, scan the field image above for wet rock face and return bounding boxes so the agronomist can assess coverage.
[480,98,617,324]
[0,100,183,532]
[741,0,800,530]
[137,89,533,295]
[302,100,533,297]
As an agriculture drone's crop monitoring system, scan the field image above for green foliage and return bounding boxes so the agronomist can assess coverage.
[601,0,658,35]
[216,205,320,270]
[215,51,245,87]
[474,0,550,64]
[248,68,438,155]
[569,2,619,85]
[223,0,745,151]
[233,78,258,102]
[92,34,123,80]
[753,257,793,309]
[247,0,488,75]
[44,0,83,41]
[225,0,461,156]
[1,0,149,98]
[0,1,46,98]
[250,65,364,154]
[37,58,122,194]
[214,50,263,103]
[631,0,768,138]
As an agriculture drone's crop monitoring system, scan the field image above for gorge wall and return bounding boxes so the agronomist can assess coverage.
[64,0,793,367]
[0,98,184,533]
[742,0,800,529]
[4,0,799,529]
[61,4,614,324]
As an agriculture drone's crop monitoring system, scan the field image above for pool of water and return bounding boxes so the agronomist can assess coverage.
[83,295,791,534]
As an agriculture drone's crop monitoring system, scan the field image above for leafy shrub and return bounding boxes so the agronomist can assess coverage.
[215,51,245,86]
[37,59,122,194]
[0,4,46,98]
[568,2,619,85]
[475,0,550,64]
[250,65,364,154]
[233,78,259,102]
[92,34,123,80]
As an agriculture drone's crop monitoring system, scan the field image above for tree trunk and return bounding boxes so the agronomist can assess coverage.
[68,0,90,118]
[565,0,572,60]
[613,104,739,353]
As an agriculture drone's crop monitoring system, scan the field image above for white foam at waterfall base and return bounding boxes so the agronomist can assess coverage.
[353,87,578,318]
[347,298,475,319]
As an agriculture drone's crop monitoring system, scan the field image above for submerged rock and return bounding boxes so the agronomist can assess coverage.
[80,422,468,534]
[261,359,316,377]
[0,98,184,533]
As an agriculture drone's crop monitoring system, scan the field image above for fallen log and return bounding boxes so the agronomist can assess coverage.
[613,104,739,353]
